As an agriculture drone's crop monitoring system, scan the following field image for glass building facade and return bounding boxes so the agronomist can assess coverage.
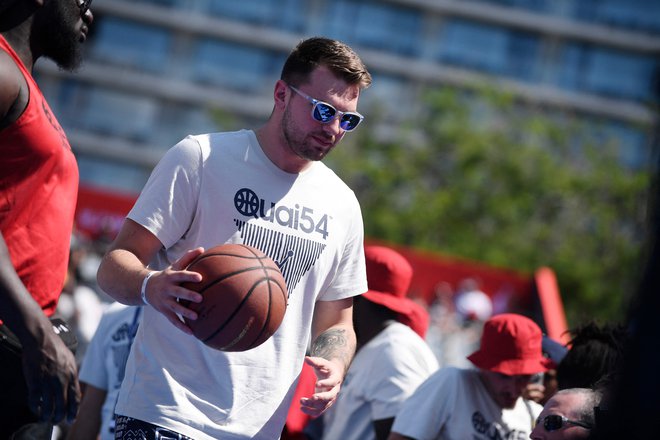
[35,0,659,194]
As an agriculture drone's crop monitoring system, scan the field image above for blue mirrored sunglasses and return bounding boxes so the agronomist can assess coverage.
[537,415,592,432]
[288,85,364,132]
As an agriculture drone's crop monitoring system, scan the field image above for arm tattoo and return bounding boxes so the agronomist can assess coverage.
[310,328,354,372]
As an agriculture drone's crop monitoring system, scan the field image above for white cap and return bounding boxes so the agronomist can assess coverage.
[455,289,493,322]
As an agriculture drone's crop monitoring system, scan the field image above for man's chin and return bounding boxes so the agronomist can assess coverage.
[55,52,83,72]
[498,397,519,409]
[49,42,84,72]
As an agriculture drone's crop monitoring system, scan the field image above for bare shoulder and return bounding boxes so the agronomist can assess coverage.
[0,50,24,122]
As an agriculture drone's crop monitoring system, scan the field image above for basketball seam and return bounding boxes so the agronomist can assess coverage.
[241,256,274,350]
[189,244,264,265]
[194,267,280,294]
[187,244,287,351]
[244,279,273,350]
[202,279,261,346]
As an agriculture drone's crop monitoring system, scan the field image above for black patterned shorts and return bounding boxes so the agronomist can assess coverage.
[114,415,194,440]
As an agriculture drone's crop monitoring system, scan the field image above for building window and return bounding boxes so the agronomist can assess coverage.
[89,17,171,73]
[133,0,182,7]
[463,0,549,13]
[322,0,422,56]
[438,19,540,81]
[192,39,281,92]
[79,87,159,143]
[573,0,660,33]
[559,44,659,101]
[206,0,307,32]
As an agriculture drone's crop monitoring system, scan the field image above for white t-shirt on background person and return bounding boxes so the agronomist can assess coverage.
[391,367,541,440]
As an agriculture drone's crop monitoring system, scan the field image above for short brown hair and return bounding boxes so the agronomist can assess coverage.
[281,37,372,89]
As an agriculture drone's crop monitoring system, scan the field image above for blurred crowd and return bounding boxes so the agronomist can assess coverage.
[56,231,116,369]
[55,232,630,440]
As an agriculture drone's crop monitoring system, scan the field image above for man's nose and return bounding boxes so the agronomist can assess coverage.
[322,117,343,136]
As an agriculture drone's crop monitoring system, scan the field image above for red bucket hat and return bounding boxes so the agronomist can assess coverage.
[362,245,429,338]
[467,313,552,375]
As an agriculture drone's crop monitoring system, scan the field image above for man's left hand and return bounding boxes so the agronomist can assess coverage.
[299,355,344,417]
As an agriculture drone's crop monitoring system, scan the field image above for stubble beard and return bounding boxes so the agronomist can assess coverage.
[37,0,84,71]
[281,105,331,162]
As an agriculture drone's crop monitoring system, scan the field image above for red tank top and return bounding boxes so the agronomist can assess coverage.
[0,35,79,316]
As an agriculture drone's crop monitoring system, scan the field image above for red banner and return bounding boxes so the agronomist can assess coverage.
[75,185,137,241]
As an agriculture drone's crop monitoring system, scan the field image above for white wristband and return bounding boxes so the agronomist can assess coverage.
[140,271,156,306]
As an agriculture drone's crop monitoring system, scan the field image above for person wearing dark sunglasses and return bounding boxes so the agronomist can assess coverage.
[389,314,551,440]
[0,0,94,438]
[97,37,372,440]
[530,388,601,439]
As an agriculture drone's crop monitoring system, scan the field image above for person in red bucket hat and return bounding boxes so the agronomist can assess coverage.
[317,245,439,440]
[361,245,431,338]
[467,313,553,376]
[388,313,550,440]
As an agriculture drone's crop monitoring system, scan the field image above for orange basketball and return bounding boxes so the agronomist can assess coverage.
[181,244,288,351]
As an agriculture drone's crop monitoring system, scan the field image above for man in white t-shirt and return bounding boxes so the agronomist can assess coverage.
[388,313,551,440]
[96,37,372,440]
[319,245,439,440]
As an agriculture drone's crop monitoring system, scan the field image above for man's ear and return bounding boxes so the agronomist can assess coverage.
[274,80,289,109]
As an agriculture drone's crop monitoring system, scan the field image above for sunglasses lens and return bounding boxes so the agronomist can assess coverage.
[313,103,336,123]
[310,98,362,131]
[544,415,563,431]
[340,114,362,131]
[80,0,92,14]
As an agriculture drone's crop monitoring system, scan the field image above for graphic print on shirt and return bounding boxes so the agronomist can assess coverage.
[471,411,528,440]
[233,187,330,297]
[234,219,326,297]
[111,320,137,388]
[41,97,70,151]
[111,323,131,388]
[234,188,330,240]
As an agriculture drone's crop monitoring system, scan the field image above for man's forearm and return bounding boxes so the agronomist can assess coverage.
[0,234,52,343]
[97,248,151,306]
[309,327,356,373]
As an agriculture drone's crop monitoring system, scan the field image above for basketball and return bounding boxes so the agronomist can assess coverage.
[181,244,288,351]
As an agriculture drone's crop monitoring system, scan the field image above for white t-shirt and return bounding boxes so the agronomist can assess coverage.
[390,367,542,440]
[78,303,143,440]
[115,130,368,440]
[322,322,439,440]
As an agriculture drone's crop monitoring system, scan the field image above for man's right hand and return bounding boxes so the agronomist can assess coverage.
[97,220,203,334]
[21,320,80,424]
[140,248,204,334]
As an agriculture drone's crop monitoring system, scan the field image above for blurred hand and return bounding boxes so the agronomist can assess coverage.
[22,324,80,424]
[299,356,344,417]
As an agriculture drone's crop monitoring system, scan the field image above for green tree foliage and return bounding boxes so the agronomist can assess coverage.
[328,86,653,322]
